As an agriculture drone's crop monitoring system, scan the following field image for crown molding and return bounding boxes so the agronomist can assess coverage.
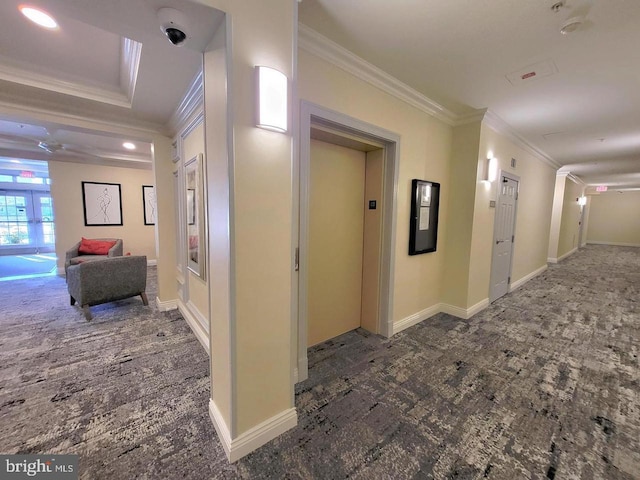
[298,24,562,171]
[298,23,458,126]
[0,57,131,109]
[483,110,560,170]
[0,97,162,140]
[557,171,584,185]
[166,71,204,136]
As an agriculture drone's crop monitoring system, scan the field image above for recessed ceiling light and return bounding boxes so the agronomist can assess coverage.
[19,6,58,30]
[123,142,136,150]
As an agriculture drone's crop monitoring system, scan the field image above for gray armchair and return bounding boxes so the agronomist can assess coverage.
[65,238,123,276]
[67,255,148,320]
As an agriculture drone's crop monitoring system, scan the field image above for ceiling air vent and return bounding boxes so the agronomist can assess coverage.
[506,60,558,86]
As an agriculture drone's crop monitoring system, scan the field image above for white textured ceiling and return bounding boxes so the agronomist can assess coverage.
[299,0,640,188]
[0,0,224,168]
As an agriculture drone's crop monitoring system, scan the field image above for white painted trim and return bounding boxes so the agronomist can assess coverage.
[166,71,204,136]
[147,259,157,266]
[296,356,308,383]
[297,101,400,382]
[392,304,441,335]
[0,98,162,138]
[483,111,560,170]
[208,399,233,460]
[0,58,131,109]
[557,247,578,263]
[155,297,178,312]
[186,299,210,335]
[208,400,297,463]
[297,24,561,175]
[442,298,490,319]
[392,299,491,334]
[56,266,65,276]
[178,300,210,353]
[587,241,640,248]
[549,247,579,264]
[510,264,547,292]
[298,24,459,126]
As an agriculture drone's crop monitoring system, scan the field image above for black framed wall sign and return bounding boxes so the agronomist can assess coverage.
[409,179,440,255]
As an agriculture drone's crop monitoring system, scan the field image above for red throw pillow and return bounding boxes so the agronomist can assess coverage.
[78,237,116,255]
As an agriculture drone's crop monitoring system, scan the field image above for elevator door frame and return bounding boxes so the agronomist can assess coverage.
[295,101,400,383]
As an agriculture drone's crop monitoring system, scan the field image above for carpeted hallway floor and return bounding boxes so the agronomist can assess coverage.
[0,245,638,479]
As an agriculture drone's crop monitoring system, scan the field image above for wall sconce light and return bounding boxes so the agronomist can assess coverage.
[577,195,587,206]
[486,156,498,182]
[256,66,288,133]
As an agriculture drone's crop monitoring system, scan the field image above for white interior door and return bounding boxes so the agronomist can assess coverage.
[489,175,519,302]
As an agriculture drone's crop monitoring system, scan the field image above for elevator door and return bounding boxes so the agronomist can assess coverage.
[308,139,365,346]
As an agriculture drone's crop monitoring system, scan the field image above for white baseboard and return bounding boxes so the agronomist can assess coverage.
[558,247,578,262]
[393,304,441,335]
[296,356,309,383]
[155,297,178,312]
[209,400,297,463]
[57,266,65,275]
[587,241,640,248]
[547,257,558,264]
[442,298,490,319]
[510,264,547,292]
[178,301,210,353]
[392,298,490,335]
[147,259,157,266]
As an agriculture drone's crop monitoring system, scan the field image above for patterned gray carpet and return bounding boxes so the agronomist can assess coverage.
[0,245,638,479]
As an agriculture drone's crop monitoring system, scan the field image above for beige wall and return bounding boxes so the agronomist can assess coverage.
[201,0,296,439]
[587,191,640,246]
[442,122,481,308]
[49,161,156,271]
[474,123,556,302]
[558,177,582,258]
[299,49,453,324]
[547,175,566,261]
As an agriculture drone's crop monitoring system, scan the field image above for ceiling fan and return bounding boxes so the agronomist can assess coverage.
[0,130,101,159]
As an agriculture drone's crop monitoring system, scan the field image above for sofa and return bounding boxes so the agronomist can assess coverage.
[65,238,123,276]
[67,255,148,320]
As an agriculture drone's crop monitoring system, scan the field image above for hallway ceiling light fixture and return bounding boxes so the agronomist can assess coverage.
[19,5,58,30]
[256,66,288,133]
[123,142,136,150]
[486,156,498,182]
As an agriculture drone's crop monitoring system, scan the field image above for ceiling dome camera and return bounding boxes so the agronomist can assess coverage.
[165,27,186,46]
[157,7,189,47]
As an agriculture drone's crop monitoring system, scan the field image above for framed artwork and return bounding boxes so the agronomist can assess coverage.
[185,153,206,279]
[82,181,123,226]
[142,185,156,225]
[409,179,440,255]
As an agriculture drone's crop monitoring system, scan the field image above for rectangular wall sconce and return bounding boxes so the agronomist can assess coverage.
[256,66,288,133]
[578,195,587,206]
[486,156,498,182]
